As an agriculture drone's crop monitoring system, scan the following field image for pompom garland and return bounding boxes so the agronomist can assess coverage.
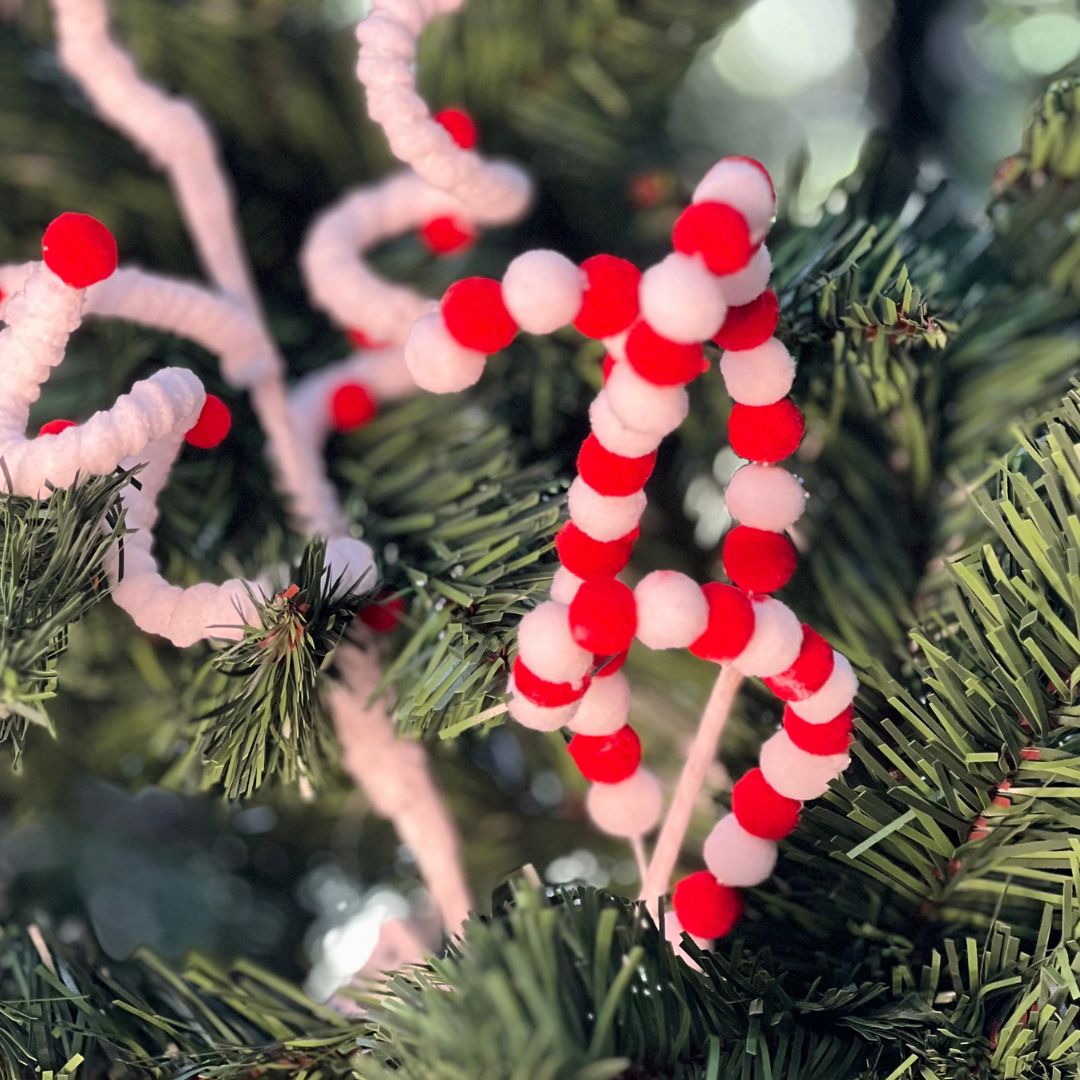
[672,202,753,276]
[574,255,642,339]
[568,577,637,655]
[568,724,642,783]
[38,418,76,436]
[556,522,635,578]
[713,289,779,351]
[624,321,706,386]
[763,626,834,701]
[722,525,797,593]
[728,399,805,463]
[329,382,378,431]
[441,277,518,353]
[690,583,755,662]
[719,336,795,406]
[511,658,589,708]
[672,871,743,939]
[184,392,232,449]
[577,435,657,497]
[732,767,801,840]
[784,704,854,755]
[420,215,475,254]
[433,106,478,150]
[42,212,118,287]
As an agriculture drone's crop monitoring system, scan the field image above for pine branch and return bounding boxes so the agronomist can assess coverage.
[0,467,132,755]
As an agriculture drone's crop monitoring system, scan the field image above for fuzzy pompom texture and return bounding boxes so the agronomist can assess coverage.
[728,399,805,463]
[42,212,118,288]
[588,391,663,458]
[517,601,593,684]
[703,814,778,887]
[689,582,755,662]
[725,464,806,532]
[569,671,631,736]
[638,254,727,344]
[511,657,589,708]
[732,597,803,677]
[568,577,637,656]
[441,276,518,353]
[329,382,378,432]
[586,768,662,837]
[568,724,641,783]
[555,522,635,579]
[784,704,854,755]
[672,201,753,276]
[573,254,642,339]
[732,766,801,840]
[672,871,743,939]
[787,652,858,724]
[184,393,232,449]
[718,245,772,307]
[719,336,795,406]
[419,215,476,255]
[693,157,775,242]
[759,730,850,800]
[404,312,487,393]
[605,363,691,438]
[723,525,797,594]
[501,249,583,334]
[624,320,707,386]
[567,477,647,543]
[549,566,584,605]
[507,691,577,732]
[433,106,479,149]
[713,290,779,351]
[577,434,656,497]
[633,571,708,650]
[762,625,834,701]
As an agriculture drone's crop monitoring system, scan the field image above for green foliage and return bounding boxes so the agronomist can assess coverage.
[0,468,131,754]
[191,539,371,799]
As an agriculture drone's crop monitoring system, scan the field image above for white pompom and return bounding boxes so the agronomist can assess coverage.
[517,600,593,683]
[787,653,858,724]
[550,566,584,605]
[702,814,778,886]
[404,311,486,393]
[693,158,776,242]
[586,768,663,837]
[606,363,690,437]
[588,392,664,458]
[759,730,849,800]
[719,337,795,406]
[732,598,802,677]
[568,477,647,543]
[633,571,708,650]
[569,671,630,735]
[501,250,584,334]
[507,691,578,732]
[725,464,806,532]
[639,254,727,344]
[719,245,772,307]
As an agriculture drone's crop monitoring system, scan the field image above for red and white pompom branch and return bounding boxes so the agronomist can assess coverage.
[405,155,859,944]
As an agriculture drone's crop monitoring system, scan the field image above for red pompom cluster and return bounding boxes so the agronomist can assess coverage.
[420,215,476,255]
[441,276,518,353]
[555,522,635,578]
[433,106,479,149]
[184,393,232,449]
[722,525,797,594]
[672,871,744,939]
[732,767,801,840]
[42,212,118,288]
[573,255,641,339]
[568,724,641,783]
[728,399,805,463]
[672,201,753,275]
[763,626,834,700]
[38,418,76,436]
[568,577,637,655]
[784,704,854,755]
[577,435,656,497]
[512,657,589,708]
[624,321,706,386]
[329,382,378,432]
[712,290,779,351]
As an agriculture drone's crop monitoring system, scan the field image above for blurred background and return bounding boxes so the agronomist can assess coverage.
[0,0,1076,997]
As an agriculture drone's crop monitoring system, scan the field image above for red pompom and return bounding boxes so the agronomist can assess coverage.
[184,393,232,449]
[573,254,642,339]
[345,327,388,350]
[728,399,804,463]
[358,593,405,633]
[441,277,518,353]
[601,354,617,382]
[329,382,378,432]
[672,201,753,276]
[577,434,656,497]
[784,704,854,755]
[434,106,479,149]
[722,525,797,594]
[38,418,76,436]
[556,522,635,578]
[513,657,589,708]
[568,577,637,655]
[732,767,801,840]
[594,649,629,678]
[763,625,834,700]
[689,582,755,662]
[42,212,118,288]
[420,215,476,255]
[568,724,641,783]
[672,871,743,939]
[731,155,776,201]
[712,290,779,351]
[624,322,707,386]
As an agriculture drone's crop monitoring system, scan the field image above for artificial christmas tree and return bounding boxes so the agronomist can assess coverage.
[2,0,1080,1077]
